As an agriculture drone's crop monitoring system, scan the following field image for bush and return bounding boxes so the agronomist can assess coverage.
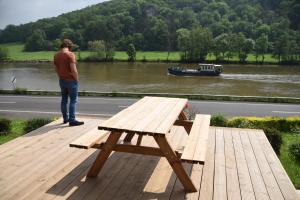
[289,143,300,163]
[14,87,27,94]
[263,127,283,155]
[0,118,11,135]
[210,114,228,127]
[0,46,9,61]
[227,118,255,128]
[24,118,52,133]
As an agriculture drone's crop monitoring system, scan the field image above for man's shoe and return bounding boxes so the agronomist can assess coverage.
[63,119,69,124]
[69,120,84,126]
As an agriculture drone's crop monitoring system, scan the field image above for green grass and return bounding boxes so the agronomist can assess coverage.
[280,133,300,189]
[0,119,26,144]
[0,43,281,63]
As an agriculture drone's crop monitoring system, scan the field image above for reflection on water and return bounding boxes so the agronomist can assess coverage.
[221,74,300,84]
[0,62,299,97]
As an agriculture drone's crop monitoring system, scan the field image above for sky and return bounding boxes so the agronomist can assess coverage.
[0,0,109,29]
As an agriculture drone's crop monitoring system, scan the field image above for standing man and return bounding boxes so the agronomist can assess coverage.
[54,39,84,126]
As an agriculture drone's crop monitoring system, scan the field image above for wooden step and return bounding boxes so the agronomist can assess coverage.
[69,127,110,149]
[181,114,211,164]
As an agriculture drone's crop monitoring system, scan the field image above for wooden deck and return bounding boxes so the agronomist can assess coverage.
[0,117,298,200]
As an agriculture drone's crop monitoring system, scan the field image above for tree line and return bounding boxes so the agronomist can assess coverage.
[0,0,299,63]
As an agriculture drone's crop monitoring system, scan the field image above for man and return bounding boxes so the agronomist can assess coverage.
[54,39,84,126]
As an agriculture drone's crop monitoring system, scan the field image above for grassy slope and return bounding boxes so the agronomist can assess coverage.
[0,120,26,144]
[1,43,279,63]
[280,134,300,189]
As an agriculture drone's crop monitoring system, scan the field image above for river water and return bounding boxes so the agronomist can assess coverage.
[0,62,299,97]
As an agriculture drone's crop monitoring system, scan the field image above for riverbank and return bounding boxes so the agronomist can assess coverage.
[1,43,299,65]
[1,89,300,104]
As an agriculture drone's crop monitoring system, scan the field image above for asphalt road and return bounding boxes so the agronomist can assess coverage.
[0,95,299,119]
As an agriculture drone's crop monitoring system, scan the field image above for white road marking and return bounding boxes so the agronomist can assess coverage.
[0,102,16,104]
[118,105,128,108]
[190,101,297,106]
[0,109,113,117]
[272,111,300,114]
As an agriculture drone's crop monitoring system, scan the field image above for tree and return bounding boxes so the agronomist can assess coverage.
[255,34,269,63]
[87,40,106,60]
[127,43,136,62]
[213,33,229,60]
[24,29,47,51]
[176,28,190,61]
[187,27,213,62]
[0,46,9,61]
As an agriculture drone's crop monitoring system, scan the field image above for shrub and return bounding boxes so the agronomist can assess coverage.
[289,143,300,163]
[24,118,52,133]
[263,127,283,155]
[210,114,228,127]
[227,118,255,129]
[0,46,9,61]
[0,118,11,135]
[14,87,27,94]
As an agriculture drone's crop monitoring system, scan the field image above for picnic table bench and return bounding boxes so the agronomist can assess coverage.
[70,96,211,192]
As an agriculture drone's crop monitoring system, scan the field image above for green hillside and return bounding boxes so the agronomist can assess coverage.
[0,0,299,62]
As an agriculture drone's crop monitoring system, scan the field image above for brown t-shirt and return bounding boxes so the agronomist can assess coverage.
[54,51,76,80]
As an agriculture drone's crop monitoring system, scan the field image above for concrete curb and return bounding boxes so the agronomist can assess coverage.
[0,89,299,104]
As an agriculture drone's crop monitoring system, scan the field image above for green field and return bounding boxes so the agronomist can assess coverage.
[0,43,279,63]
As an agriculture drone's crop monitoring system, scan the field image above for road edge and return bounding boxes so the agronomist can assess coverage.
[0,89,299,104]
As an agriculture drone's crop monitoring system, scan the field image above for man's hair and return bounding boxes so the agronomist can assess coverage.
[60,39,73,50]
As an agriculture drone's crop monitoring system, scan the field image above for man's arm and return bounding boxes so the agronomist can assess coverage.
[70,63,79,82]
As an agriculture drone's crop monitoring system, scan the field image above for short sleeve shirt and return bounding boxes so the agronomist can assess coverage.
[54,51,76,80]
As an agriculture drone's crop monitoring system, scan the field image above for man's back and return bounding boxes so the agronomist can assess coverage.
[54,51,76,80]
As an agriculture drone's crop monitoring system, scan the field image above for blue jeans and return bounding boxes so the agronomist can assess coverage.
[59,79,78,122]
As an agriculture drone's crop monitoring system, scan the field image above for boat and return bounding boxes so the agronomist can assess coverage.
[168,63,223,76]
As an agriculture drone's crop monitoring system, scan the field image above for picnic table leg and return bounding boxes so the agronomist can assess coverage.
[87,131,122,177]
[154,136,197,193]
[124,132,135,143]
[179,111,188,120]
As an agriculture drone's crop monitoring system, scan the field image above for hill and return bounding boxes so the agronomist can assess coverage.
[0,0,299,59]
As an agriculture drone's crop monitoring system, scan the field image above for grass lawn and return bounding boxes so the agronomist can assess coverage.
[280,133,300,189]
[0,119,27,144]
[0,43,280,63]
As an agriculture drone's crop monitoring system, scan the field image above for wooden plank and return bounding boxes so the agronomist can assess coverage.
[0,118,63,156]
[223,128,241,200]
[185,164,204,200]
[154,136,197,192]
[192,115,211,163]
[85,133,156,200]
[247,130,284,200]
[135,126,185,200]
[199,127,216,200]
[87,132,122,177]
[69,128,110,149]
[98,96,151,129]
[0,119,98,194]
[154,98,188,134]
[95,143,164,157]
[240,130,270,200]
[214,128,227,200]
[55,137,143,200]
[256,130,299,200]
[137,98,180,136]
[181,114,210,164]
[174,119,193,134]
[231,128,256,200]
[21,150,98,200]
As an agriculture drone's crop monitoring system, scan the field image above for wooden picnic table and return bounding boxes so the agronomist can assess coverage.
[71,96,211,193]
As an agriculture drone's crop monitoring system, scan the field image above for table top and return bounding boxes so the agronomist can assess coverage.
[98,96,188,135]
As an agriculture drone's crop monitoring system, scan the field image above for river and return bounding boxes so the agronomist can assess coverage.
[0,62,299,97]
